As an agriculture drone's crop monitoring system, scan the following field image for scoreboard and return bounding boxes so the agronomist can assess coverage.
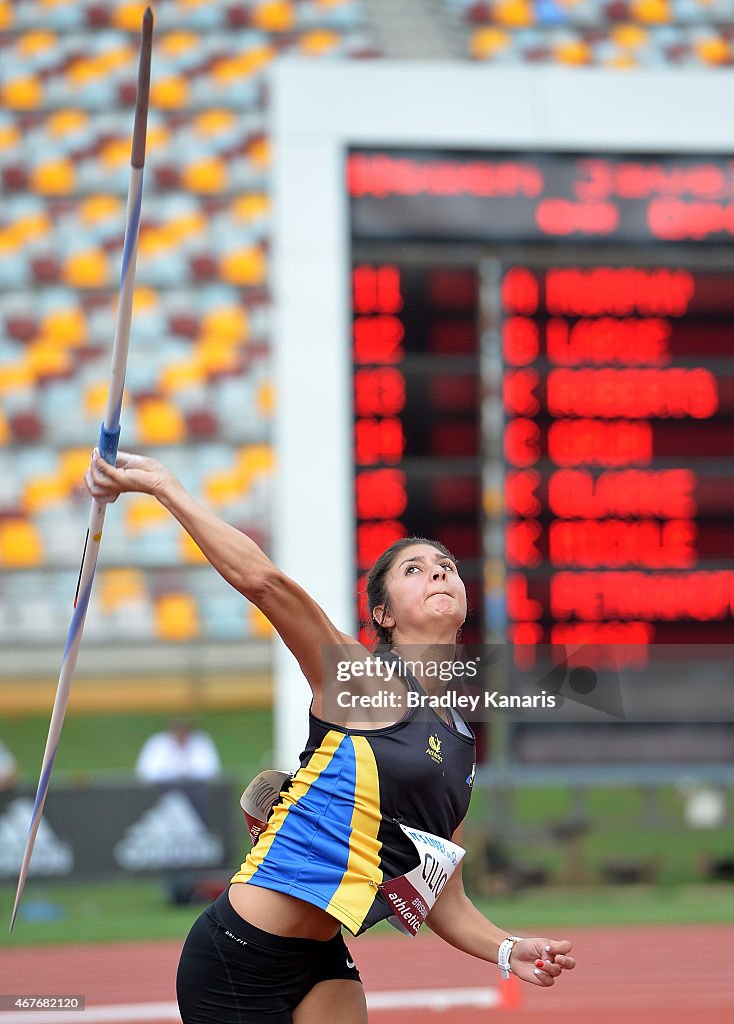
[349,149,734,663]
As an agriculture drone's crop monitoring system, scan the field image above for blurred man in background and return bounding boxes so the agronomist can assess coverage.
[135,717,221,784]
[0,739,18,790]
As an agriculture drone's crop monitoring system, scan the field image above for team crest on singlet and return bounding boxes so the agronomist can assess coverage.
[425,734,443,764]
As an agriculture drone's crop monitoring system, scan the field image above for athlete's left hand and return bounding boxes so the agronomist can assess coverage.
[510,937,576,987]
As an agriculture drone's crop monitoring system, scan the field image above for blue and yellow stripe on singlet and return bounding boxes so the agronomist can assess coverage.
[232,730,383,933]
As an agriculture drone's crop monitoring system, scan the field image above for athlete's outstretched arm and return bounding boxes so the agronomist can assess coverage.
[425,825,576,988]
[85,450,355,687]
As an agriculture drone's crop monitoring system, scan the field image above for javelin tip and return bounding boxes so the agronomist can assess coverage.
[131,6,154,169]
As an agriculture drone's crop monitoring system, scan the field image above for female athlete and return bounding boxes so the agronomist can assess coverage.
[85,448,576,1024]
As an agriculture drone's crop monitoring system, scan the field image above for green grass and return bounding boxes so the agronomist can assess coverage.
[2,709,274,782]
[475,884,734,929]
[1,879,732,949]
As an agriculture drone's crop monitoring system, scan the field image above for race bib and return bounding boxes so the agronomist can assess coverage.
[240,769,292,845]
[378,823,465,937]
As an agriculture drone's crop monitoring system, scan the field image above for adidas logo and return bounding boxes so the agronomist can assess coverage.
[0,798,74,878]
[114,791,223,870]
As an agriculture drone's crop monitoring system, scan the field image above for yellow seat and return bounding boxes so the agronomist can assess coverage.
[196,342,239,376]
[26,342,72,377]
[630,0,671,23]
[78,195,124,226]
[204,468,246,506]
[18,211,53,245]
[112,2,148,31]
[0,519,43,567]
[125,495,170,535]
[31,158,76,195]
[0,362,34,395]
[154,593,200,641]
[1,76,43,109]
[98,568,146,612]
[18,31,58,57]
[160,31,201,57]
[610,23,650,51]
[182,157,228,194]
[100,138,133,170]
[194,109,238,136]
[252,0,296,32]
[492,0,534,28]
[46,109,89,138]
[238,445,274,477]
[163,210,208,246]
[695,35,731,65]
[180,531,208,564]
[219,247,267,286]
[159,360,205,393]
[40,307,87,347]
[0,120,20,148]
[603,53,639,69]
[23,474,68,514]
[299,30,340,55]
[248,137,271,169]
[63,248,110,288]
[200,306,249,345]
[0,2,12,30]
[211,47,276,82]
[0,408,9,446]
[138,226,168,259]
[101,45,137,74]
[136,397,187,444]
[133,285,159,312]
[257,380,274,418]
[250,605,274,638]
[60,449,93,489]
[151,75,190,110]
[67,51,134,87]
[471,26,511,60]
[553,38,592,65]
[230,193,270,223]
[84,381,109,419]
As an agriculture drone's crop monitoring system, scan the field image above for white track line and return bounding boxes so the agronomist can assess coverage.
[0,988,502,1023]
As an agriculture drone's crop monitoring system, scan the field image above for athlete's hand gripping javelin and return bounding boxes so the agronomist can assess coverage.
[86,449,169,501]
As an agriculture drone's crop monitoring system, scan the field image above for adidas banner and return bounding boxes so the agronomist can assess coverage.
[0,780,235,880]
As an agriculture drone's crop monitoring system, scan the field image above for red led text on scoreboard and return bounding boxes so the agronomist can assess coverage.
[352,265,409,638]
[349,152,734,243]
[502,264,724,665]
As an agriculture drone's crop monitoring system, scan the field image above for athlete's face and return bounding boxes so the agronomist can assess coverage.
[374,543,467,642]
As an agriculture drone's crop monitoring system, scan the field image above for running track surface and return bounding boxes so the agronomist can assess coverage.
[2,924,732,1024]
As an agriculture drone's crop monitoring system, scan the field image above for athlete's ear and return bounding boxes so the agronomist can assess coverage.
[372,606,395,630]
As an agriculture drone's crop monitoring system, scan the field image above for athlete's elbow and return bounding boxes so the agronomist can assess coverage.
[243,567,288,611]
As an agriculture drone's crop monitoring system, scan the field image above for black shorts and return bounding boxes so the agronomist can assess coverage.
[176,889,362,1024]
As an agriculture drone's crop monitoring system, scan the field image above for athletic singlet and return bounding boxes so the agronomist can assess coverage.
[231,660,476,936]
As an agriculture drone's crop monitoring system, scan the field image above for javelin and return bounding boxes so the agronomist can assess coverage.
[9,7,154,933]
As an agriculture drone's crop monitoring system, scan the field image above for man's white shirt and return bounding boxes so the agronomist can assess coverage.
[135,731,221,782]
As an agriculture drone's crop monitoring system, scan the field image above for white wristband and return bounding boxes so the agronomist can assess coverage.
[497,936,522,980]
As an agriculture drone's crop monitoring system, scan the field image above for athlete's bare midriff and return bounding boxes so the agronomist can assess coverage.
[228,880,341,941]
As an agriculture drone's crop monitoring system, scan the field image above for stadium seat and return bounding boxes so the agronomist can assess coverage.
[136,396,187,444]
[154,591,200,641]
[0,519,44,567]
[252,1,297,32]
